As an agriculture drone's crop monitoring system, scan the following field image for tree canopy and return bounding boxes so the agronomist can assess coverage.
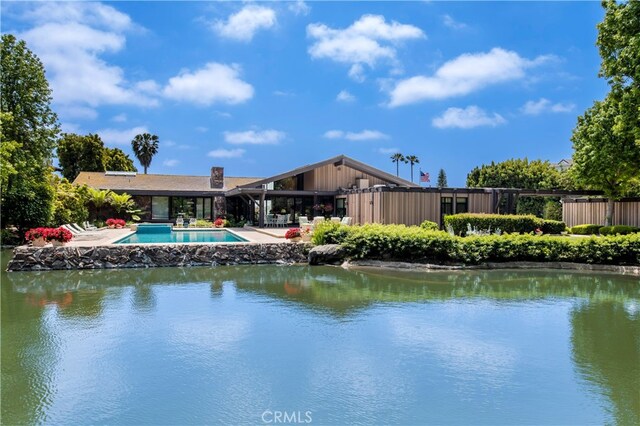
[466,158,562,189]
[104,147,137,173]
[437,169,448,188]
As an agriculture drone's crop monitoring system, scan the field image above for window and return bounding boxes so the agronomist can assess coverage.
[456,197,468,214]
[441,197,453,225]
[152,196,169,220]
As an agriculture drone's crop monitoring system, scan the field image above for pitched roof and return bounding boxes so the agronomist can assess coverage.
[239,154,420,188]
[74,172,262,193]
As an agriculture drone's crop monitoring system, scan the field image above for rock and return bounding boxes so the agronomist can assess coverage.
[308,244,346,265]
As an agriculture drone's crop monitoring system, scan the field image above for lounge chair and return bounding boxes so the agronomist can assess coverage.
[189,218,197,227]
[330,217,341,223]
[176,217,184,227]
[83,221,98,231]
[340,217,353,226]
[299,217,309,227]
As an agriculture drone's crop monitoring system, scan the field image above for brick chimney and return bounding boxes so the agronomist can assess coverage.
[210,166,224,189]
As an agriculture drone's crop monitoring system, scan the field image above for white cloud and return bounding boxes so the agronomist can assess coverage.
[163,63,254,106]
[377,147,399,154]
[324,129,390,141]
[442,14,467,30]
[215,111,233,119]
[432,106,506,129]
[15,3,158,110]
[112,113,127,122]
[208,148,246,158]
[521,98,575,115]
[195,126,208,133]
[96,126,149,145]
[307,14,424,81]
[163,159,179,167]
[212,5,276,42]
[57,105,98,120]
[273,90,295,97]
[336,90,356,102]
[223,129,285,145]
[388,48,554,107]
[289,1,311,16]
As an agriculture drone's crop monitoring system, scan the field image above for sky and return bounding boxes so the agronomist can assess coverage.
[1,1,609,186]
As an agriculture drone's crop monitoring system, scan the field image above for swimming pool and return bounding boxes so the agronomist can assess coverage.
[116,229,247,244]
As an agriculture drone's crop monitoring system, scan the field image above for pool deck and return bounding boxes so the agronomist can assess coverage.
[39,227,284,247]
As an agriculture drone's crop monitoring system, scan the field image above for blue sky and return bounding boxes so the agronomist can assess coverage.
[2,1,608,186]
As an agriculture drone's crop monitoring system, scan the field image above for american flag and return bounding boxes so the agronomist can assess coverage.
[420,170,430,183]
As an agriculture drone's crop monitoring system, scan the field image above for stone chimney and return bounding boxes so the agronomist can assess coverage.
[210,166,224,189]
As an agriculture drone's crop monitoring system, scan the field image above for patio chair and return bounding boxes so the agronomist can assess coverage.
[340,217,353,226]
[299,217,309,227]
[189,218,197,227]
[265,215,276,227]
[176,217,184,227]
[330,217,341,223]
[312,217,325,228]
[276,214,287,227]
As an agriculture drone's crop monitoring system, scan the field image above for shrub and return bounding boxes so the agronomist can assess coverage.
[543,199,563,221]
[570,224,602,235]
[444,213,567,236]
[311,223,640,266]
[195,219,213,227]
[106,218,126,227]
[420,220,439,231]
[47,227,73,243]
[540,219,567,234]
[0,228,22,246]
[311,221,351,245]
[599,225,640,235]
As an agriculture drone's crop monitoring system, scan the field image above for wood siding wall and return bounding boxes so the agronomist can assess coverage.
[346,191,493,226]
[305,164,386,191]
[563,201,640,227]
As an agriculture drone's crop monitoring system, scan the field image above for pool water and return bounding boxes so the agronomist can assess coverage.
[1,250,638,425]
[116,229,247,244]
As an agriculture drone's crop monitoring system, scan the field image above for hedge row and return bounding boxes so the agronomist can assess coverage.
[443,213,567,236]
[312,222,640,266]
[570,224,640,236]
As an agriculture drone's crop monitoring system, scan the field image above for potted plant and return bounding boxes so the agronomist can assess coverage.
[106,218,126,229]
[47,227,73,247]
[285,228,302,242]
[25,227,50,247]
[300,226,312,242]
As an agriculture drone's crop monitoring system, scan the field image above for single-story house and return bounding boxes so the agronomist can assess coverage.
[74,154,638,227]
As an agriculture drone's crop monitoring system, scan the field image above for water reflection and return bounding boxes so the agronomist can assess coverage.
[2,251,639,425]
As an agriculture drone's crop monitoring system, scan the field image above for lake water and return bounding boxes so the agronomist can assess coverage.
[1,250,638,425]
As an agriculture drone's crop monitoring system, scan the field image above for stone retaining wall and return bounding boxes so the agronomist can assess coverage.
[7,243,309,271]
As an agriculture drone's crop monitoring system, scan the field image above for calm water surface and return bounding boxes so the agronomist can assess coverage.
[2,250,639,425]
[116,229,246,244]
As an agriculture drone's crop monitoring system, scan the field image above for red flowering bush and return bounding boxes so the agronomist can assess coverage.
[25,227,51,241]
[47,227,73,243]
[285,228,302,239]
[106,218,126,227]
[214,218,225,228]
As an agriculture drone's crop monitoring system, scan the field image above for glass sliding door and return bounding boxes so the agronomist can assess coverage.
[151,196,169,220]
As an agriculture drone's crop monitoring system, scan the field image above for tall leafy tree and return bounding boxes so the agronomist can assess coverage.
[437,169,448,188]
[571,95,640,225]
[57,133,106,181]
[104,148,137,172]
[390,153,407,177]
[1,34,59,231]
[131,133,159,174]
[570,0,640,225]
[405,155,420,182]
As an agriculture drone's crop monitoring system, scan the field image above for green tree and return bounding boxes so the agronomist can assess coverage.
[131,133,159,174]
[437,168,448,188]
[86,187,111,222]
[466,158,563,216]
[390,153,407,177]
[1,34,59,232]
[571,95,640,225]
[570,1,640,226]
[50,176,89,226]
[0,112,22,195]
[405,155,420,182]
[104,147,137,172]
[57,133,106,181]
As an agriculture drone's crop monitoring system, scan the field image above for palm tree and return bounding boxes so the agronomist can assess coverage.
[405,155,420,182]
[87,188,111,221]
[390,153,407,177]
[131,133,159,174]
